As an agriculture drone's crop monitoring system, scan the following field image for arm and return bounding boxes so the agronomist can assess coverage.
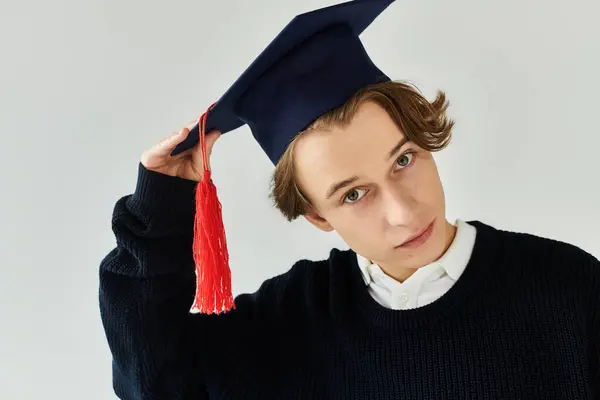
[99,163,210,399]
[590,253,600,399]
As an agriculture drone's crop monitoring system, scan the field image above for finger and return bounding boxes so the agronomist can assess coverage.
[191,129,221,169]
[204,129,222,155]
[150,128,189,158]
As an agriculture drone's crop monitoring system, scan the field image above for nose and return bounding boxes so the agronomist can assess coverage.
[381,184,417,227]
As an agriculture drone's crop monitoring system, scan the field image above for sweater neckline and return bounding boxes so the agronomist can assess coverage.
[332,220,501,331]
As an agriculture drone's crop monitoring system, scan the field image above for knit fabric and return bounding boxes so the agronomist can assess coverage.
[99,163,600,399]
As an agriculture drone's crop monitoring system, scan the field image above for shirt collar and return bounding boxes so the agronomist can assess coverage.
[356,219,477,285]
[436,219,476,280]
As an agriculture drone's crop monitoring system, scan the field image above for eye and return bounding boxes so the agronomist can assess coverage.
[343,188,367,204]
[395,152,415,170]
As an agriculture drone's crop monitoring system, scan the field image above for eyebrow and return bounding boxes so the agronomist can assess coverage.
[326,175,360,199]
[325,137,411,200]
[387,137,410,160]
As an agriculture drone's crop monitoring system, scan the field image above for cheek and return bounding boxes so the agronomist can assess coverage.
[342,208,388,250]
[410,158,443,205]
[326,206,379,239]
[331,214,383,253]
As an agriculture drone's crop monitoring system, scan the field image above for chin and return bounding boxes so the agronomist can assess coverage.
[390,217,449,267]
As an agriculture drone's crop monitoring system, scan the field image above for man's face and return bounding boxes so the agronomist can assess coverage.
[295,101,450,272]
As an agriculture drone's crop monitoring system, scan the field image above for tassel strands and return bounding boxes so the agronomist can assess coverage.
[190,103,235,314]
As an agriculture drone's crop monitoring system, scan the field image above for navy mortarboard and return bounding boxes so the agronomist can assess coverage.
[184,0,396,314]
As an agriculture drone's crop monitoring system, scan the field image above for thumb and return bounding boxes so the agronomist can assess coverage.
[205,129,222,155]
[192,129,221,169]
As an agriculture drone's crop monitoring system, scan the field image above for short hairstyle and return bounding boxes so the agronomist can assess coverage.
[268,80,454,221]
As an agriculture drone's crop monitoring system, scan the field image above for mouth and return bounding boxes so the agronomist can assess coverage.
[395,218,436,249]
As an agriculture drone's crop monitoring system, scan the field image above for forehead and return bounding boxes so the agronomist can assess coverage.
[295,101,404,174]
[293,101,406,197]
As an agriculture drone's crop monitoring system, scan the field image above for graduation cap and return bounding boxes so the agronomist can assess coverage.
[185,0,396,314]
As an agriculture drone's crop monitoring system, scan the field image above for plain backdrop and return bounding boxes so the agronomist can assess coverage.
[1,0,599,398]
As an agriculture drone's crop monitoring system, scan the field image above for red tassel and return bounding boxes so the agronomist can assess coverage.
[190,103,235,314]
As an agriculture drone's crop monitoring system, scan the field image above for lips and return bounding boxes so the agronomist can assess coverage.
[396,219,435,248]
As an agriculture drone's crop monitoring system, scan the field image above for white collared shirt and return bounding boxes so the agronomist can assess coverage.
[356,219,477,310]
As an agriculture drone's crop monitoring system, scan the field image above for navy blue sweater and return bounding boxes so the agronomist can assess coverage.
[99,163,600,399]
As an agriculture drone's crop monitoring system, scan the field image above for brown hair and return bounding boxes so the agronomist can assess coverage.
[268,80,454,221]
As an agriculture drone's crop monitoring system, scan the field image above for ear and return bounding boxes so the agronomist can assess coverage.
[304,209,334,232]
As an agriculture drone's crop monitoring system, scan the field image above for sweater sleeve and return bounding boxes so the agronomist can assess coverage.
[98,163,214,399]
[589,252,600,398]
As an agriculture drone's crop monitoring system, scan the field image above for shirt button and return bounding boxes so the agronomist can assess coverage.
[399,293,409,304]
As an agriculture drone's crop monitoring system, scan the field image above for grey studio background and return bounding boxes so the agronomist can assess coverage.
[1,0,599,398]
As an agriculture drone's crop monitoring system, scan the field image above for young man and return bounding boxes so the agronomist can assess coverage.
[99,1,600,398]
